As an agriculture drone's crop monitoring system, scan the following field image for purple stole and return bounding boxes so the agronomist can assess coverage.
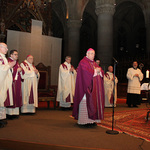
[61,63,75,102]
[105,72,116,104]
[7,58,22,108]
[21,61,34,104]
[62,63,74,70]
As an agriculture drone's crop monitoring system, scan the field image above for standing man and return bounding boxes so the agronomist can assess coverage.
[127,61,143,107]
[20,55,40,114]
[0,43,15,128]
[95,58,101,66]
[6,50,22,119]
[104,66,118,107]
[57,56,76,109]
[72,48,105,127]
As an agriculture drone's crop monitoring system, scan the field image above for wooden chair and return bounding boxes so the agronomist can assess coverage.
[36,63,57,109]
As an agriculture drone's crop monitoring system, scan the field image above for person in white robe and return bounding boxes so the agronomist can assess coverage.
[0,43,15,128]
[56,56,76,109]
[104,66,118,107]
[127,61,143,107]
[20,55,40,114]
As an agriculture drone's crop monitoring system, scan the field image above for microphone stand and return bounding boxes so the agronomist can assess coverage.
[146,79,150,122]
[106,58,119,135]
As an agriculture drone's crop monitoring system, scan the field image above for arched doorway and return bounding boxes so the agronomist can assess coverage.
[80,0,97,60]
[114,1,146,83]
[114,1,146,61]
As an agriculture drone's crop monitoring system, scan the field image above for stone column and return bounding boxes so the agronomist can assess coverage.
[95,0,115,71]
[67,19,82,67]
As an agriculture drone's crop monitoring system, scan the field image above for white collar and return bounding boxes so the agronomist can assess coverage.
[64,62,70,66]
[0,52,5,57]
[25,60,32,66]
[9,57,14,60]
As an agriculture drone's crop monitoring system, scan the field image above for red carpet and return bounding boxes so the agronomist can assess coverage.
[117,98,126,104]
[38,98,127,108]
[98,109,150,142]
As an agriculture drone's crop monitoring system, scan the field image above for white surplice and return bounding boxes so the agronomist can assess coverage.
[104,71,118,107]
[56,62,76,107]
[127,68,143,94]
[20,60,40,113]
[0,53,13,119]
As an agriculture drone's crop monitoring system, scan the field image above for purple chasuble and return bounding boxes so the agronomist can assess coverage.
[6,58,22,108]
[72,56,105,120]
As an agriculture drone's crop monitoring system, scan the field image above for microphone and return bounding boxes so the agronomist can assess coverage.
[113,57,118,64]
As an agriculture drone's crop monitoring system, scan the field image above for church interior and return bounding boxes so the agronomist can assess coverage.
[0,0,150,150]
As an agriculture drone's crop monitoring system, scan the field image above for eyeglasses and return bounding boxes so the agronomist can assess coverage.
[0,45,8,50]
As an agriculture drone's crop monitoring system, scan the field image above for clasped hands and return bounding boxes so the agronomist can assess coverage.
[134,74,139,77]
[69,67,74,72]
[95,67,101,73]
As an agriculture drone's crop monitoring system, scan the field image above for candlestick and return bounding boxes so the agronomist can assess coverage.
[146,70,149,78]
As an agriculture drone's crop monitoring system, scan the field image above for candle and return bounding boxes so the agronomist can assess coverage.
[146,70,149,78]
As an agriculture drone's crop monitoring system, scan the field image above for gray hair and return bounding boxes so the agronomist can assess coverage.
[65,56,71,60]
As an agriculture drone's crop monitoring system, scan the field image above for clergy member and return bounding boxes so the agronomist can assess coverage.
[57,56,76,109]
[20,55,40,114]
[104,66,118,107]
[6,50,22,119]
[0,43,15,128]
[95,58,101,66]
[72,48,105,127]
[126,61,143,107]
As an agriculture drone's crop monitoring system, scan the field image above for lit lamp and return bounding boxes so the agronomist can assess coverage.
[146,70,149,78]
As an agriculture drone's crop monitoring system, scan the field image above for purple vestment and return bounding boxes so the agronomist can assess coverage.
[72,56,105,120]
[7,58,22,108]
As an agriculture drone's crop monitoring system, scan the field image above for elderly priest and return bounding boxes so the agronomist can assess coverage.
[0,43,15,128]
[72,48,105,127]
[20,55,40,114]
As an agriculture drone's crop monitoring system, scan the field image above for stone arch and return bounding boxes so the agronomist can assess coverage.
[114,1,146,59]
[80,0,97,59]
[51,0,67,61]
[52,0,67,29]
[116,0,146,24]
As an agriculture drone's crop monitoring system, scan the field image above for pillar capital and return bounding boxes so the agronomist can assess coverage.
[67,19,82,29]
[95,0,115,15]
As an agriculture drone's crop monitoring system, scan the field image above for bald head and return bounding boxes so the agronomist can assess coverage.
[0,43,8,55]
[27,55,34,64]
